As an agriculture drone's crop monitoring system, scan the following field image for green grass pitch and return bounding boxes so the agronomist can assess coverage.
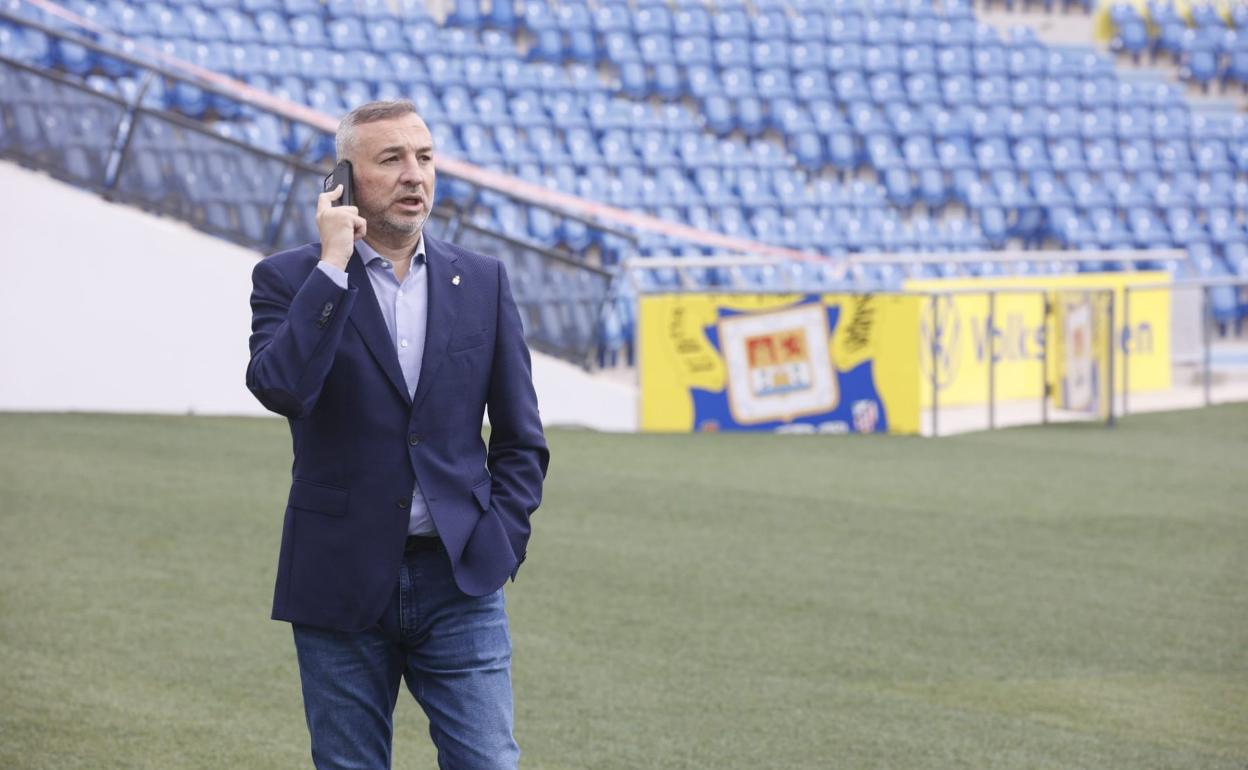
[1,406,1245,769]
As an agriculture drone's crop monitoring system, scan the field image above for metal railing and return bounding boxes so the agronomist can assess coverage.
[0,10,617,366]
[921,286,1116,437]
[1123,277,1248,415]
[617,256,1248,436]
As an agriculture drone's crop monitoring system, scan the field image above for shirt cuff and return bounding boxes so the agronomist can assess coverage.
[316,261,349,289]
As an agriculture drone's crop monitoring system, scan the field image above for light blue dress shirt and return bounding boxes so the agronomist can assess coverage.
[317,236,435,536]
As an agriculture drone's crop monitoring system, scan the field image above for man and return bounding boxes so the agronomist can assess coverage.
[246,100,549,770]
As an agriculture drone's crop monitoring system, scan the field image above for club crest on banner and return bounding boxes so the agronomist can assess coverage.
[720,304,838,424]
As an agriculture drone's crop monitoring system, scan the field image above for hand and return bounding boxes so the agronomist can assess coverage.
[316,184,366,270]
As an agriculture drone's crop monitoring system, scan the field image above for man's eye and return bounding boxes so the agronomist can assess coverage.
[382,157,397,164]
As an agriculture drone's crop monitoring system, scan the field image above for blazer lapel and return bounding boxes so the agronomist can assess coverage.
[411,237,460,414]
[346,249,412,406]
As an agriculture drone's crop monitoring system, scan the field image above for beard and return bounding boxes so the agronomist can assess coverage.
[358,188,431,242]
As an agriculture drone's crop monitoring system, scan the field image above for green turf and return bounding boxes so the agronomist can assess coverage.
[1,407,1245,769]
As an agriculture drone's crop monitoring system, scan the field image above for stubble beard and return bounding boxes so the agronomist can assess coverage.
[359,193,430,245]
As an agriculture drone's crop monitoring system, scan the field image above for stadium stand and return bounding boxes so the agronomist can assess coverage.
[1,0,1247,362]
[1101,1,1248,90]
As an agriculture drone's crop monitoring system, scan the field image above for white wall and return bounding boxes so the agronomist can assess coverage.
[0,161,637,430]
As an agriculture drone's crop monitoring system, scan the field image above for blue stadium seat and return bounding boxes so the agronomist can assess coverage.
[754,10,789,40]
[487,0,518,30]
[936,46,971,78]
[1194,138,1233,174]
[827,42,864,72]
[473,88,508,126]
[1076,106,1112,140]
[672,7,711,39]
[864,44,901,74]
[828,12,865,44]
[936,135,974,171]
[464,57,501,90]
[753,39,789,70]
[592,3,631,35]
[449,0,483,27]
[788,40,827,71]
[492,124,537,164]
[941,74,974,107]
[1206,207,1242,245]
[712,37,748,70]
[973,44,1006,79]
[217,8,259,42]
[975,76,1009,108]
[818,127,853,173]
[1156,138,1194,172]
[830,69,865,104]
[1158,105,1192,138]
[618,61,648,100]
[1225,45,1248,88]
[865,15,901,45]
[789,11,827,42]
[712,8,750,39]
[869,72,904,104]
[1183,41,1221,89]
[808,100,846,134]
[902,45,935,76]
[638,34,674,66]
[527,28,563,62]
[1165,206,1204,246]
[635,3,673,36]
[904,73,940,105]
[1045,76,1080,109]
[899,16,935,47]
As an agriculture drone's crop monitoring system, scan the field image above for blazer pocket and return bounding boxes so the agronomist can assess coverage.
[288,479,349,517]
[470,477,491,513]
[449,329,488,352]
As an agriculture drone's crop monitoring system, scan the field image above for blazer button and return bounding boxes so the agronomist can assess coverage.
[321,302,333,317]
[398,498,411,509]
[408,433,421,446]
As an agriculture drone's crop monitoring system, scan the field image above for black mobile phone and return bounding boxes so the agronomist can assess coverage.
[324,160,354,207]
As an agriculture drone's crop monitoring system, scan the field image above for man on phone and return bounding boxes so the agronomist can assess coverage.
[246,100,548,770]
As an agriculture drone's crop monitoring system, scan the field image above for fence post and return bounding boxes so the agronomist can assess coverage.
[1107,289,1116,428]
[930,294,939,438]
[1122,285,1131,417]
[1041,292,1050,426]
[1203,285,1213,407]
[987,290,996,431]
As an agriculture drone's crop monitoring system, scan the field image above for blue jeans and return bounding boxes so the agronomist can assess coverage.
[292,544,518,770]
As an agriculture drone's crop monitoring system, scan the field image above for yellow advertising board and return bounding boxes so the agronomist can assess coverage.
[639,293,922,434]
[904,273,1171,408]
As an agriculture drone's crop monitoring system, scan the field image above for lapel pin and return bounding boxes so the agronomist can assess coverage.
[452,275,461,286]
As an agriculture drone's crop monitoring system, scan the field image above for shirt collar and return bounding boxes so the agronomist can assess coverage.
[355,234,426,268]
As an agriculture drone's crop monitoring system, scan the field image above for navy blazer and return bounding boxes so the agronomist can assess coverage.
[247,236,549,632]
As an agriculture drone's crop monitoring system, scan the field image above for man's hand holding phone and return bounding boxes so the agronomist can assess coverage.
[317,182,366,271]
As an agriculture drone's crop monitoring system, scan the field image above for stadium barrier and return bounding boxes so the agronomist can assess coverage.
[623,255,1241,436]
[1123,276,1248,415]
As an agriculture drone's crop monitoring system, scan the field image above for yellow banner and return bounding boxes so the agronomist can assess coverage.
[639,293,921,434]
[904,273,1171,408]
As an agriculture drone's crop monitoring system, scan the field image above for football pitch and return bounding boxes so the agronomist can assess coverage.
[1,406,1245,769]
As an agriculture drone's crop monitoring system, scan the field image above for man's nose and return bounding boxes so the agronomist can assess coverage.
[398,158,424,186]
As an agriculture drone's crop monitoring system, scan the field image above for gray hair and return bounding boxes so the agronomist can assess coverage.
[335,100,421,161]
